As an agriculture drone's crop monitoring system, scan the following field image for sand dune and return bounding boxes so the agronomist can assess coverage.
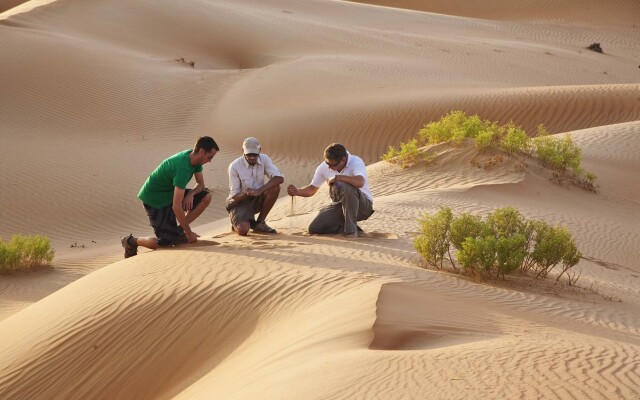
[1,0,639,398]
[348,0,640,27]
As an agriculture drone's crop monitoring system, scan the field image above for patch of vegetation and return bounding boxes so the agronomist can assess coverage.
[0,235,55,273]
[414,206,581,282]
[382,111,597,191]
[175,57,196,67]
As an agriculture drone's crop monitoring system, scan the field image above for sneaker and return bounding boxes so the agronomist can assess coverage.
[253,220,277,233]
[121,234,138,258]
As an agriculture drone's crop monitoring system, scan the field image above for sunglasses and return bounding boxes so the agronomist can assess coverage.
[325,159,341,167]
[245,153,259,158]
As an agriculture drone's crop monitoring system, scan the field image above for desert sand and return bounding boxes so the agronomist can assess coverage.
[1,0,639,399]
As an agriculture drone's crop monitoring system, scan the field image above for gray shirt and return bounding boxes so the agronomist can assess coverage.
[227,154,284,200]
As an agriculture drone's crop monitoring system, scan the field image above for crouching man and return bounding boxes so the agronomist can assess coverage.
[287,143,373,238]
[226,137,284,235]
[121,136,219,258]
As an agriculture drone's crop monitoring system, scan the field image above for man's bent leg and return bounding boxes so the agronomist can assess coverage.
[185,190,212,224]
[145,204,183,246]
[257,185,280,222]
[229,197,259,236]
[308,203,344,234]
[331,182,364,234]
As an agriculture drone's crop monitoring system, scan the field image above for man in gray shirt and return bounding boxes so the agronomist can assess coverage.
[227,137,284,235]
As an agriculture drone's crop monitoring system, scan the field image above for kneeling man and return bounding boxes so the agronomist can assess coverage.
[121,136,219,258]
[227,137,284,235]
[287,143,373,238]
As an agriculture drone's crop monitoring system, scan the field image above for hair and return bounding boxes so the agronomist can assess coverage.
[194,136,220,153]
[324,143,347,162]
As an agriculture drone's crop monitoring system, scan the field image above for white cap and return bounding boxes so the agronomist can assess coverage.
[242,137,261,154]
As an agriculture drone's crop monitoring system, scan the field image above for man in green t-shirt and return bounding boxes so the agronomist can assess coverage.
[121,136,219,258]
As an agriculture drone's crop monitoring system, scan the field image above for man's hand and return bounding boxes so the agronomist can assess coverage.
[244,188,261,197]
[328,176,337,186]
[182,191,195,210]
[287,184,298,196]
[186,231,200,243]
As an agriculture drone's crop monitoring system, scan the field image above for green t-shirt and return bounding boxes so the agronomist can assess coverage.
[138,149,203,209]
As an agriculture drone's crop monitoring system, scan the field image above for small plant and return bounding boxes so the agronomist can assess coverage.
[531,225,581,279]
[175,57,196,68]
[0,235,55,273]
[533,133,582,172]
[413,207,453,269]
[500,122,530,155]
[414,207,581,281]
[382,138,421,168]
[382,112,596,190]
[457,236,497,275]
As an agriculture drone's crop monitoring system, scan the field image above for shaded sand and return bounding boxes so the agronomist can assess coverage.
[1,0,640,399]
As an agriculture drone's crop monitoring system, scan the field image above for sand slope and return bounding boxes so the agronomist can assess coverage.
[1,0,640,399]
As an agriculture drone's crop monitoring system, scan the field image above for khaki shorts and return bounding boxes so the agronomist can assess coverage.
[227,195,265,227]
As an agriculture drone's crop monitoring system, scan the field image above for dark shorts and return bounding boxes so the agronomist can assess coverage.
[226,195,265,227]
[143,189,209,247]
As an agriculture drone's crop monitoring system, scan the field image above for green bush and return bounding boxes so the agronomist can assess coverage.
[495,234,526,277]
[383,112,595,190]
[500,123,530,155]
[413,207,453,269]
[450,213,486,249]
[531,225,581,278]
[457,236,497,274]
[0,235,55,273]
[486,207,525,239]
[382,138,426,168]
[474,121,503,152]
[533,134,582,172]
[414,207,581,281]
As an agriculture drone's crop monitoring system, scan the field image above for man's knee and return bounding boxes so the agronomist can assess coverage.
[330,182,357,198]
[235,221,251,236]
[264,184,281,198]
[202,192,212,206]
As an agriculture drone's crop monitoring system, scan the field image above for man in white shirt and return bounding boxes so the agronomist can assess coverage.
[287,143,374,238]
[227,137,284,235]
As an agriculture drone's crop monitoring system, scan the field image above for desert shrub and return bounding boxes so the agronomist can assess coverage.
[415,207,581,281]
[486,207,526,239]
[384,113,595,190]
[418,111,502,146]
[495,234,526,277]
[418,111,471,145]
[500,123,530,155]
[533,133,581,172]
[0,235,55,273]
[457,236,497,275]
[474,121,503,152]
[383,138,423,168]
[414,207,453,269]
[520,219,542,271]
[531,225,580,278]
[450,213,486,249]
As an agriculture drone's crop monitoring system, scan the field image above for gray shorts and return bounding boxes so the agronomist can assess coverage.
[143,189,209,246]
[227,195,265,227]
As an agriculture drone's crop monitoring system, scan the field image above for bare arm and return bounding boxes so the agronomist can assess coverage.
[184,172,206,210]
[330,174,364,188]
[243,176,284,198]
[173,187,197,242]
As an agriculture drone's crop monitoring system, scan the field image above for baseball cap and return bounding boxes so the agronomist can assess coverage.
[242,137,261,154]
